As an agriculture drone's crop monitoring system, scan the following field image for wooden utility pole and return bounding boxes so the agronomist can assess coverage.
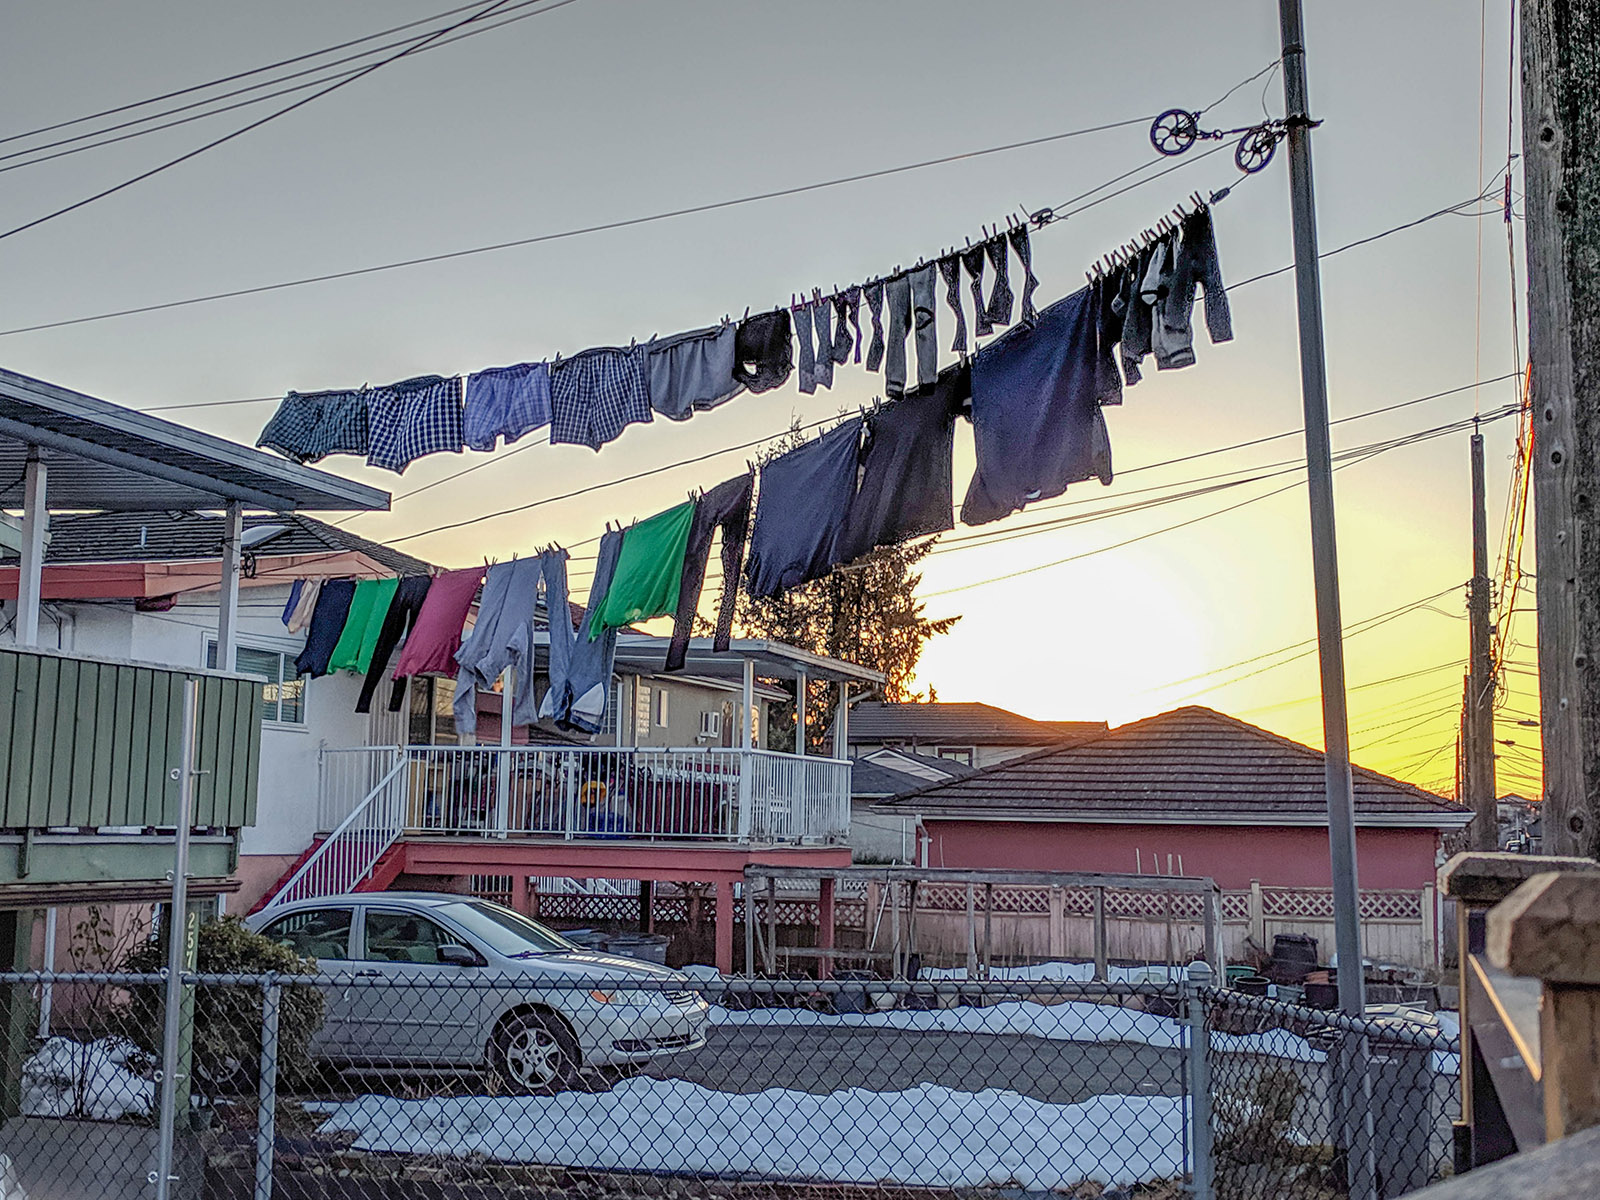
[1521,1,1600,859]
[1467,432,1498,850]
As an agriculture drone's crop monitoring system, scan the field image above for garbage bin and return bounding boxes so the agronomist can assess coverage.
[1353,1015,1438,1199]
[831,970,875,1015]
[603,933,671,964]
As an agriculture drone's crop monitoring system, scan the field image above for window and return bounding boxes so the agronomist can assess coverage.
[436,900,574,957]
[601,677,623,741]
[259,908,352,960]
[407,677,459,746]
[698,709,722,739]
[363,910,458,964]
[207,641,304,724]
[654,688,669,728]
[936,747,975,767]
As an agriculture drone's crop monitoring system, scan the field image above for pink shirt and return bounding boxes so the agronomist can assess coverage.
[392,567,483,679]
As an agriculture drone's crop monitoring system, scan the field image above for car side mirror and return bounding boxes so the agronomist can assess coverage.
[438,944,482,967]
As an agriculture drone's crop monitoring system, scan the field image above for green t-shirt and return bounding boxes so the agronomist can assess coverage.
[590,501,696,639]
[328,576,399,673]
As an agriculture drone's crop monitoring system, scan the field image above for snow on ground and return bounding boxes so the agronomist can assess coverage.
[21,1038,153,1120]
[314,1077,1188,1189]
[709,998,1327,1062]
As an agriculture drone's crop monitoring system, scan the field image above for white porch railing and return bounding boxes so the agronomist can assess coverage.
[315,744,852,845]
[271,748,408,908]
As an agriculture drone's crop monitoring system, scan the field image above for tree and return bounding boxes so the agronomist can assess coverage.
[729,423,959,753]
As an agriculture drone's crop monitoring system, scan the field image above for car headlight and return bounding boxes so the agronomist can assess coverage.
[589,989,615,1003]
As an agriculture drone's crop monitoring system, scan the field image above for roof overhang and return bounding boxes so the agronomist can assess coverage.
[524,632,885,687]
[0,367,389,512]
[875,806,1473,829]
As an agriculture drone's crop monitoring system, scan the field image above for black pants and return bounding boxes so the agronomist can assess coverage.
[356,575,434,713]
[666,472,754,672]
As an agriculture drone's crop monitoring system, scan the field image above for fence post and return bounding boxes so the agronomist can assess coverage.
[1092,887,1108,981]
[1185,960,1214,1200]
[1048,885,1065,958]
[255,979,281,1200]
[1420,883,1437,969]
[1248,879,1265,950]
[1203,885,1222,976]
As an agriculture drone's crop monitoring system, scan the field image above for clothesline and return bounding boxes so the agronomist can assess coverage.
[278,186,1236,738]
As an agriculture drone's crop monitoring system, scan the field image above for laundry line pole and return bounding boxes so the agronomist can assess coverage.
[1276,0,1364,1016]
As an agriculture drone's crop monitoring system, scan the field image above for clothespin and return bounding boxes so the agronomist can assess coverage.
[743,305,751,319]
[964,235,971,248]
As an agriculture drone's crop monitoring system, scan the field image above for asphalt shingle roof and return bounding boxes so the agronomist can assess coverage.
[874,706,1468,823]
[0,510,434,576]
[846,701,1108,747]
[850,751,974,798]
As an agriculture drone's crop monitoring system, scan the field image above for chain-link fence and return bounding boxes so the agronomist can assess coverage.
[0,968,1459,1200]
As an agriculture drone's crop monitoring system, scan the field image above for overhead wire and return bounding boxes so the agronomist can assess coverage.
[0,0,536,243]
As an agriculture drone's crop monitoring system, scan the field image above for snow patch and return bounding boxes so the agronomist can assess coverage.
[315,1077,1188,1189]
[21,1038,154,1120]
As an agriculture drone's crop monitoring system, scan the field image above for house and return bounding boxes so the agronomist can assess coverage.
[1,511,871,937]
[0,365,388,1087]
[847,748,973,862]
[839,700,1107,768]
[872,706,1472,892]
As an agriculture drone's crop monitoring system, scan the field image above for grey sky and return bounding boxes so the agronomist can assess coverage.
[0,1,1526,787]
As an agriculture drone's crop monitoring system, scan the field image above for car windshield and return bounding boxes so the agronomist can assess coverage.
[437,901,577,957]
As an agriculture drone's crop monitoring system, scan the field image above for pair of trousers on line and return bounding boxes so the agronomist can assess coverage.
[542,535,619,735]
[356,575,435,713]
[452,553,557,735]
[884,265,939,397]
[665,471,754,673]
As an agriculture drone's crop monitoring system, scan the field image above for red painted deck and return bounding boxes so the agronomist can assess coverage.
[392,838,851,973]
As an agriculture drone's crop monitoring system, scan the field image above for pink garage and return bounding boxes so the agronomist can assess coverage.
[872,707,1471,892]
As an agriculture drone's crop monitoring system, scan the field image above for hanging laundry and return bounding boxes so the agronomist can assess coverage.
[838,364,966,563]
[257,388,369,464]
[391,566,482,681]
[463,361,552,451]
[744,418,864,599]
[281,580,303,627]
[884,273,912,398]
[983,234,1015,328]
[962,246,992,338]
[328,576,399,674]
[550,346,653,451]
[731,310,794,394]
[453,556,546,736]
[1116,241,1158,385]
[667,470,754,672]
[285,577,322,635]
[1140,235,1193,371]
[831,291,856,366]
[543,532,621,734]
[792,300,819,395]
[1007,225,1041,323]
[811,298,835,391]
[643,324,745,421]
[1161,206,1234,359]
[293,579,356,679]
[365,375,464,474]
[961,286,1113,527]
[592,500,697,636]
[1092,270,1127,406]
[863,280,886,371]
[910,263,940,389]
[356,574,433,714]
[938,254,968,354]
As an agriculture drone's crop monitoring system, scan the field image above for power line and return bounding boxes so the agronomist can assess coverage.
[0,111,1154,338]
[0,0,511,148]
[0,0,567,175]
[0,0,538,243]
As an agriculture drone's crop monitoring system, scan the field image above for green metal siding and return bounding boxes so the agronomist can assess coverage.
[0,646,260,830]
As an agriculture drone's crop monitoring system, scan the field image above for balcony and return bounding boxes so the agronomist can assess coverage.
[319,744,851,845]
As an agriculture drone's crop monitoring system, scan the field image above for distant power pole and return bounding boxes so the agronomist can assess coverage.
[1466,432,1497,851]
[1520,1,1600,859]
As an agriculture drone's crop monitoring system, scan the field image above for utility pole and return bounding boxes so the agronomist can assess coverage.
[1276,0,1365,1017]
[1278,7,1378,1193]
[1466,432,1498,850]
[1521,0,1600,859]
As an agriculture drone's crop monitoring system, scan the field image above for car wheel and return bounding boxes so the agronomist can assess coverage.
[491,1011,580,1093]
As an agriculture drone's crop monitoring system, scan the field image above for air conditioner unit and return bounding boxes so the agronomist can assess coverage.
[698,710,722,738]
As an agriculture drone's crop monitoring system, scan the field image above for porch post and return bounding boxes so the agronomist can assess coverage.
[216,499,243,672]
[714,877,735,975]
[818,876,835,980]
[741,658,755,748]
[494,666,514,837]
[795,669,808,755]
[16,450,46,648]
[835,681,850,756]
